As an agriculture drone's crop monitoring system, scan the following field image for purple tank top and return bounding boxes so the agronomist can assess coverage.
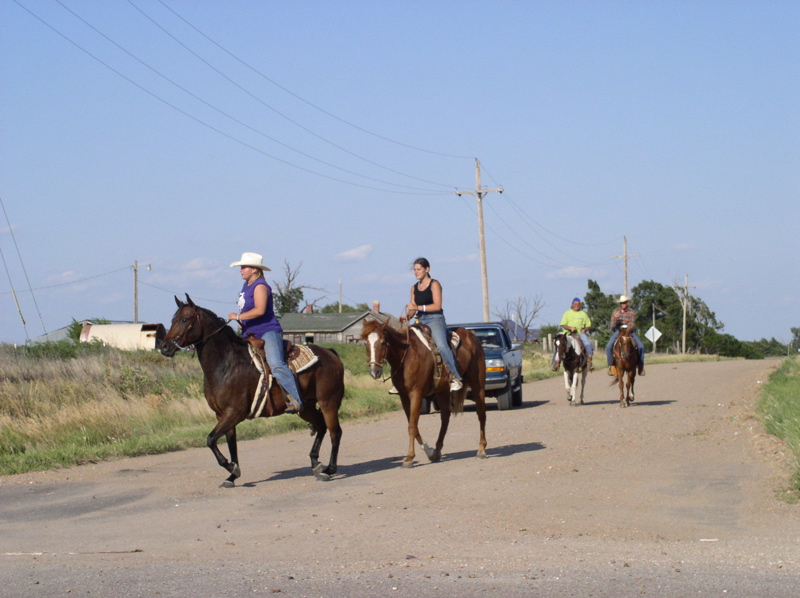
[238,279,282,337]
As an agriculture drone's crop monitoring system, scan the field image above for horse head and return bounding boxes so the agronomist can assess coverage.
[361,318,391,380]
[553,333,568,368]
[160,294,205,357]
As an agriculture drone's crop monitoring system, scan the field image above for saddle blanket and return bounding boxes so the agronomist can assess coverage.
[410,327,460,352]
[246,344,318,418]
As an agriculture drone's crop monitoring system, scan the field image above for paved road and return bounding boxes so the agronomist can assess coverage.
[2,359,799,597]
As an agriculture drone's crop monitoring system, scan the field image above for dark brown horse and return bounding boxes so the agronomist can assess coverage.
[361,318,487,467]
[159,295,344,486]
[610,325,639,408]
[553,332,588,406]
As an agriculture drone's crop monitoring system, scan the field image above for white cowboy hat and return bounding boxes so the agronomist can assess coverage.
[618,295,631,303]
[229,252,271,271]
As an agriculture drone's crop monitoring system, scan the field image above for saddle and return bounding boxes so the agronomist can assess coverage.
[410,323,461,389]
[243,335,318,418]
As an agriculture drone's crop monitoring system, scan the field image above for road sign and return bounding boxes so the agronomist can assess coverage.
[645,326,662,344]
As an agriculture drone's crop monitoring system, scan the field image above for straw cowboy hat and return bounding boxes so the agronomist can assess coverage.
[618,295,631,303]
[229,252,271,271]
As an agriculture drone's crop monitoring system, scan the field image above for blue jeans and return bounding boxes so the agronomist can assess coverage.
[261,330,304,408]
[605,331,645,366]
[551,332,593,365]
[418,313,462,382]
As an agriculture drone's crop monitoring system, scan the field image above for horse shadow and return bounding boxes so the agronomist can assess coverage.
[579,399,676,407]
[242,441,546,486]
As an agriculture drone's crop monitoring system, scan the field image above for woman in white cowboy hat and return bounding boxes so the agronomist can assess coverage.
[227,252,304,413]
[605,295,645,377]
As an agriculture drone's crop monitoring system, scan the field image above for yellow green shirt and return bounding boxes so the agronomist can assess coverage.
[560,309,592,331]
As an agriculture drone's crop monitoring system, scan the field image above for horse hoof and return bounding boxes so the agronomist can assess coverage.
[476,451,488,459]
[401,460,414,469]
[220,480,235,488]
[314,470,331,482]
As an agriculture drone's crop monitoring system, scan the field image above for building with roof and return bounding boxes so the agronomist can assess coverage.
[278,309,400,344]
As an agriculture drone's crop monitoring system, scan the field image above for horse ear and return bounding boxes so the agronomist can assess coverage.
[185,294,196,308]
[174,295,184,309]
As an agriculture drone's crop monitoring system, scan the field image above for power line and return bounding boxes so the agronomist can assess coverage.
[13,0,451,196]
[48,0,451,194]
[156,0,474,160]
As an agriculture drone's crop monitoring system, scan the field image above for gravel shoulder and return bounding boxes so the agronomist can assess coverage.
[2,358,799,597]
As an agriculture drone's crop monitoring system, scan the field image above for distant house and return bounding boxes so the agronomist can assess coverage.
[80,323,166,351]
[279,309,400,344]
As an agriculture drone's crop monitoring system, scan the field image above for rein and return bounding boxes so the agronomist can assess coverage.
[172,313,230,350]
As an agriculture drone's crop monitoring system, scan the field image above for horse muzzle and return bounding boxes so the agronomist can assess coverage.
[159,338,179,358]
[368,362,383,380]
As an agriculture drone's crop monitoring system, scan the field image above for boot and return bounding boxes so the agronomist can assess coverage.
[450,377,463,392]
[638,365,645,376]
[587,355,594,371]
[284,395,304,414]
[608,365,617,377]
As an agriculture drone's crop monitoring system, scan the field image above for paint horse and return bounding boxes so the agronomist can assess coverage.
[553,332,589,406]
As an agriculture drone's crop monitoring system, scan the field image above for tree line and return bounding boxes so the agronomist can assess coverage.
[539,279,795,359]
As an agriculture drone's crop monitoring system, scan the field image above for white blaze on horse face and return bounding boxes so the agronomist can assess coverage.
[367,331,381,364]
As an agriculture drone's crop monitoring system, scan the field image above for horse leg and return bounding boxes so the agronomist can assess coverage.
[316,405,343,480]
[401,391,425,468]
[207,415,242,488]
[628,372,636,406]
[618,372,626,408]
[429,393,451,463]
[578,367,587,404]
[563,371,572,402]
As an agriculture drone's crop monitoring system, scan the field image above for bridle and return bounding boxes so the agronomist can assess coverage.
[367,323,411,383]
[170,309,229,351]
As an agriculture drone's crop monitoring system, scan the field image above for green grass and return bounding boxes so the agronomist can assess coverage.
[757,356,800,500]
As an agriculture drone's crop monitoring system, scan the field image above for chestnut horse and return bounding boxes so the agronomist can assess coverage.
[159,295,344,486]
[553,332,588,406]
[610,325,639,408]
[361,318,487,467]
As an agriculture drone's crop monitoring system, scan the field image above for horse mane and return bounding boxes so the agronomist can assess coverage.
[194,304,247,348]
[361,318,409,346]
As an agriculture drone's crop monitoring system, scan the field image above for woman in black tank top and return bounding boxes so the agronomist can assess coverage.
[405,257,463,391]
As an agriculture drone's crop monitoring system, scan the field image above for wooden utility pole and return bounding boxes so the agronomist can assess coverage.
[612,236,639,296]
[674,274,695,354]
[455,159,503,322]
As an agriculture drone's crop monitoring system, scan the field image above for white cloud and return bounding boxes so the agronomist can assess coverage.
[333,245,373,262]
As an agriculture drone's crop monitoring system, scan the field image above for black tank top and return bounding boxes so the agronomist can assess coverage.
[414,279,443,315]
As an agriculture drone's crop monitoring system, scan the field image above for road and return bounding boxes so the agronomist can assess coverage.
[2,359,799,597]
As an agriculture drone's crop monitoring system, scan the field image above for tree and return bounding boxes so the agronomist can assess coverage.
[583,280,618,346]
[271,261,324,316]
[492,295,545,342]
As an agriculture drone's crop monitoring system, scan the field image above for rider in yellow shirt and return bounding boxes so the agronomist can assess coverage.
[552,297,594,371]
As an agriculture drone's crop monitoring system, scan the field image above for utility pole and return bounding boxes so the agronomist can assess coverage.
[612,236,639,296]
[455,158,503,322]
[674,274,695,354]
[133,260,151,324]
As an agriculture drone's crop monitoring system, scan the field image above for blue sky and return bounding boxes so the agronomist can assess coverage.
[1,1,798,346]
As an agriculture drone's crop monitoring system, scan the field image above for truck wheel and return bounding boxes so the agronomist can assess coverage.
[512,377,523,407]
[496,380,513,411]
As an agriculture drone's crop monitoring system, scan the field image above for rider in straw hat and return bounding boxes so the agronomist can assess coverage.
[227,252,304,414]
[605,295,645,377]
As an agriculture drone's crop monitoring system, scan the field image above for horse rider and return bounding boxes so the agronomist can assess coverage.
[551,297,594,371]
[405,257,463,392]
[227,252,304,414]
[605,295,645,377]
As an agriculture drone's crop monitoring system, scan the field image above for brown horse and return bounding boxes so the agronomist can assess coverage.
[611,325,639,408]
[159,295,344,486]
[553,332,588,406]
[361,318,487,467]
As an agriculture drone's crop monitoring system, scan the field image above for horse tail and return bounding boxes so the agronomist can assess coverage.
[450,390,466,416]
